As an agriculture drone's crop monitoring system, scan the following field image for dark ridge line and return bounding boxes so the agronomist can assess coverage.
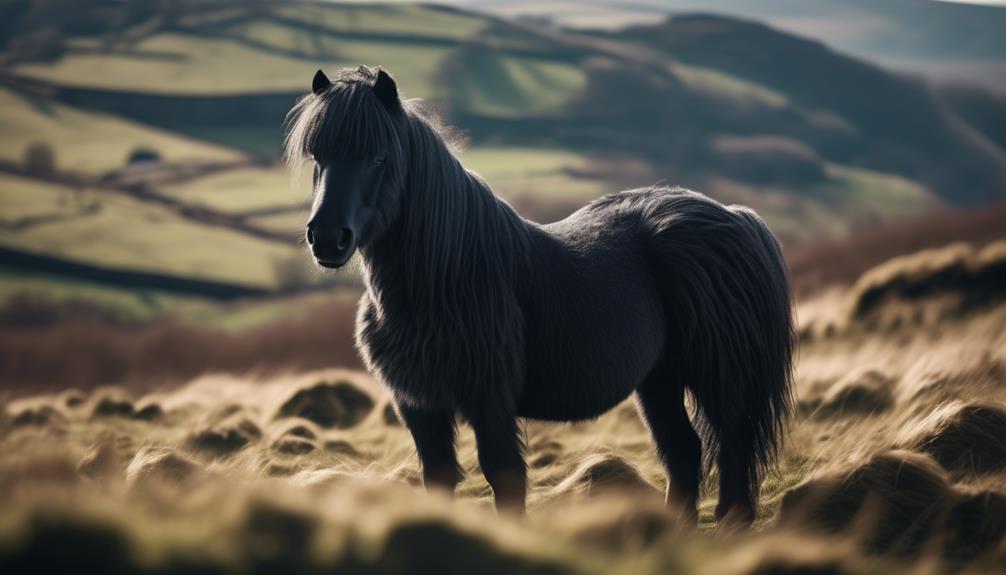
[237,202,310,219]
[0,159,298,246]
[63,47,189,62]
[0,245,270,300]
[0,203,101,231]
[176,14,584,66]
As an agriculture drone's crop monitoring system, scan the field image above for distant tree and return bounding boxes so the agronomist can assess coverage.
[23,142,56,175]
[127,147,161,166]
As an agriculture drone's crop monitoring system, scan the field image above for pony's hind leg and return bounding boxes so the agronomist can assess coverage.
[397,402,463,495]
[466,404,527,515]
[715,434,757,527]
[635,373,702,523]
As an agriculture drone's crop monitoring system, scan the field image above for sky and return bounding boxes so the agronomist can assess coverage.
[937,0,1006,5]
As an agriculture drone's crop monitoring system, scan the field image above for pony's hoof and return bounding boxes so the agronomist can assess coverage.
[715,505,755,532]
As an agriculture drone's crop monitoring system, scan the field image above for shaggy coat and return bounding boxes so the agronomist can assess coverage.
[286,66,795,523]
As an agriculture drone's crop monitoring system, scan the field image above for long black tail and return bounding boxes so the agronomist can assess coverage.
[641,187,796,501]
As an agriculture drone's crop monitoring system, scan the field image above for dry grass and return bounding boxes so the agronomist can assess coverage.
[3,239,1006,573]
[0,297,361,393]
[786,201,1006,296]
[848,240,1006,318]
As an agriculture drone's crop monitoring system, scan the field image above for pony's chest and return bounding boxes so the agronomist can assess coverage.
[355,297,466,407]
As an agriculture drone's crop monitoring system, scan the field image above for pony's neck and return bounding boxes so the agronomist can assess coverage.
[360,113,531,311]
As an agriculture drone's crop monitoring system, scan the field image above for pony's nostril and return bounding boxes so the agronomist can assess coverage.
[337,227,355,250]
[305,227,315,246]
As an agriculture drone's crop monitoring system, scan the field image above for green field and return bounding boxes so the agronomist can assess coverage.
[671,62,789,109]
[16,33,444,96]
[0,88,242,173]
[0,174,299,289]
[13,4,491,98]
[160,166,307,214]
[0,0,972,317]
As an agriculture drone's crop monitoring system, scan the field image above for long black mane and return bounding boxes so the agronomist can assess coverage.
[285,66,532,399]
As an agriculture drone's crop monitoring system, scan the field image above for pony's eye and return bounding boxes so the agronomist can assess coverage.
[373,151,387,166]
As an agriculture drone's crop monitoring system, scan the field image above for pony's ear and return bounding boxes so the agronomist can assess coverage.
[312,69,331,95]
[372,69,401,112]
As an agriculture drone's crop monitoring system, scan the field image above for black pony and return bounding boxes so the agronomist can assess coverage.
[285,66,795,525]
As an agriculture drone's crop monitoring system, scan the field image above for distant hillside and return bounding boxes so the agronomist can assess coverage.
[6,3,1004,208]
[3,0,1006,300]
[596,14,1006,205]
[459,0,1006,93]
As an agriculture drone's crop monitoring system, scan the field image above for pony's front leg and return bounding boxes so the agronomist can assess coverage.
[467,406,527,514]
[397,402,462,495]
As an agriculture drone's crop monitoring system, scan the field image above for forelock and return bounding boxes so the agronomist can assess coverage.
[283,66,396,169]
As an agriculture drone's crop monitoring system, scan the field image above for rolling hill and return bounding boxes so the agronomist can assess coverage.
[461,0,1006,93]
[2,0,1006,314]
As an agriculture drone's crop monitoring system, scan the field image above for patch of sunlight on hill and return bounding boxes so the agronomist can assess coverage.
[501,58,586,114]
[160,166,307,215]
[15,31,448,97]
[0,174,81,220]
[815,164,942,220]
[0,182,298,289]
[12,2,493,98]
[0,88,241,173]
[671,62,789,108]
[444,47,585,117]
[460,147,606,202]
[704,165,939,244]
[272,3,488,40]
[252,211,306,235]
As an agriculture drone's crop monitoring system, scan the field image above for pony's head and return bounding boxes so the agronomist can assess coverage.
[284,66,406,268]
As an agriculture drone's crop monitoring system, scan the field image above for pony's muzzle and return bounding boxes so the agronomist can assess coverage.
[306,222,356,268]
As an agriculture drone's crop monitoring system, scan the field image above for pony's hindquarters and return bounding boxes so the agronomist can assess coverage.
[640,188,796,522]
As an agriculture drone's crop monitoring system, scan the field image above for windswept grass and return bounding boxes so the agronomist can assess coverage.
[3,237,1006,573]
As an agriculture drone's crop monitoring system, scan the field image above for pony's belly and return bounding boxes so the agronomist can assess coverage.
[517,370,638,421]
[517,287,666,421]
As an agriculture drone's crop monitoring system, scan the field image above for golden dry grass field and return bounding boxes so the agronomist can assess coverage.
[2,239,1005,575]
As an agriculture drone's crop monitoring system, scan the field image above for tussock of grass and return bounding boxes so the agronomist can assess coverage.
[381,402,402,426]
[274,379,376,429]
[76,440,119,481]
[89,391,135,419]
[323,439,360,458]
[132,402,164,421]
[276,419,322,440]
[125,446,202,487]
[780,450,951,555]
[897,401,1006,474]
[552,454,658,498]
[809,370,896,419]
[779,450,1006,563]
[10,405,66,428]
[849,240,1006,319]
[59,389,87,408]
[187,415,262,458]
[541,496,681,553]
[272,436,317,455]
